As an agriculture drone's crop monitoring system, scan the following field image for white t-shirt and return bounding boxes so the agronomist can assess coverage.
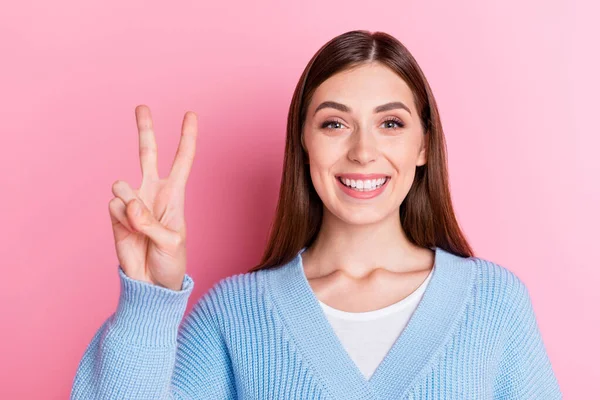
[318,266,435,380]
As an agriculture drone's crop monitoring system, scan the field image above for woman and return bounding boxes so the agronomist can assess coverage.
[71,30,561,399]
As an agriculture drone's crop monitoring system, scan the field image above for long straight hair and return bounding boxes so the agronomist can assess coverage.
[248,30,473,273]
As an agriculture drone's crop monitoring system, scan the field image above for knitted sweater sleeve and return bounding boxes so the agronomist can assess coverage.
[493,279,562,399]
[70,266,237,400]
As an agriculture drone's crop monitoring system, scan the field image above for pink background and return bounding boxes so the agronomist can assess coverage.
[1,0,597,398]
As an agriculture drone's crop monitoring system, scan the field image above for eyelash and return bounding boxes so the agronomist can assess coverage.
[320,117,405,130]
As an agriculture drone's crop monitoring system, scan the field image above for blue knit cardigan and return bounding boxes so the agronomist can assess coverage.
[71,246,562,399]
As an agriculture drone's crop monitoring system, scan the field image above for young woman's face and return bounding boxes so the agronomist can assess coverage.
[303,62,427,225]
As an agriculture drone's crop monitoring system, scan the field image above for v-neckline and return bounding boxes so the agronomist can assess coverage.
[266,246,476,400]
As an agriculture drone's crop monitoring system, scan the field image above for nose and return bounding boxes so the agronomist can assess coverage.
[347,128,378,165]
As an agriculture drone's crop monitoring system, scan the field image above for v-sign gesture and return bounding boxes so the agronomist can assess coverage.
[109,105,198,291]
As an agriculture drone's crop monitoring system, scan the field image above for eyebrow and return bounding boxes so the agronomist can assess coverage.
[313,101,412,116]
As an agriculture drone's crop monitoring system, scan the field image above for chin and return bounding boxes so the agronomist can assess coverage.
[327,203,391,226]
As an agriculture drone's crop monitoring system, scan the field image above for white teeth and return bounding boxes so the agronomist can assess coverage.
[339,177,388,191]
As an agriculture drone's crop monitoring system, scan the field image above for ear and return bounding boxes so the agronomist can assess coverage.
[415,132,428,167]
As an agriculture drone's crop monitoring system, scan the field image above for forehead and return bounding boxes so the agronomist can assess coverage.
[309,62,415,113]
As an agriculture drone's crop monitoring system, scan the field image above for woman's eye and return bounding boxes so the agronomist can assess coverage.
[321,119,346,130]
[381,118,405,129]
[320,118,405,130]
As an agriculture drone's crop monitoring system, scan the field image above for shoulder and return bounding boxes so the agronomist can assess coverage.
[191,268,269,322]
[468,255,534,318]
[205,269,266,299]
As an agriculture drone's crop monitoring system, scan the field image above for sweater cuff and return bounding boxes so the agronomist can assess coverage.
[108,265,195,347]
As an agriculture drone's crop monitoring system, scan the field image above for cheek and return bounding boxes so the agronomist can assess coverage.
[384,140,422,167]
[306,136,345,169]
[308,163,331,193]
[306,152,340,199]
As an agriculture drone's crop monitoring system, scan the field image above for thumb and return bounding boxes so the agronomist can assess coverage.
[128,200,182,250]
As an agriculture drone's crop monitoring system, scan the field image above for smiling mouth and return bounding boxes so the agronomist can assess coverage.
[336,176,390,192]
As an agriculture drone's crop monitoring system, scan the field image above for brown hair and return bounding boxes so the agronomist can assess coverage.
[248,29,473,273]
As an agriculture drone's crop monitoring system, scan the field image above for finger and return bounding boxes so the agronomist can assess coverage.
[135,105,160,184]
[111,180,139,204]
[108,196,135,232]
[127,199,183,251]
[168,111,198,189]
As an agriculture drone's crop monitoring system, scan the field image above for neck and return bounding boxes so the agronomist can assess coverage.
[303,208,430,279]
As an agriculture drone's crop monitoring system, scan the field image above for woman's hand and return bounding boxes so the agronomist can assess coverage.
[108,105,198,291]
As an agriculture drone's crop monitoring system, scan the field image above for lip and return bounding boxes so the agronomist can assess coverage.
[335,173,390,180]
[336,176,390,200]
